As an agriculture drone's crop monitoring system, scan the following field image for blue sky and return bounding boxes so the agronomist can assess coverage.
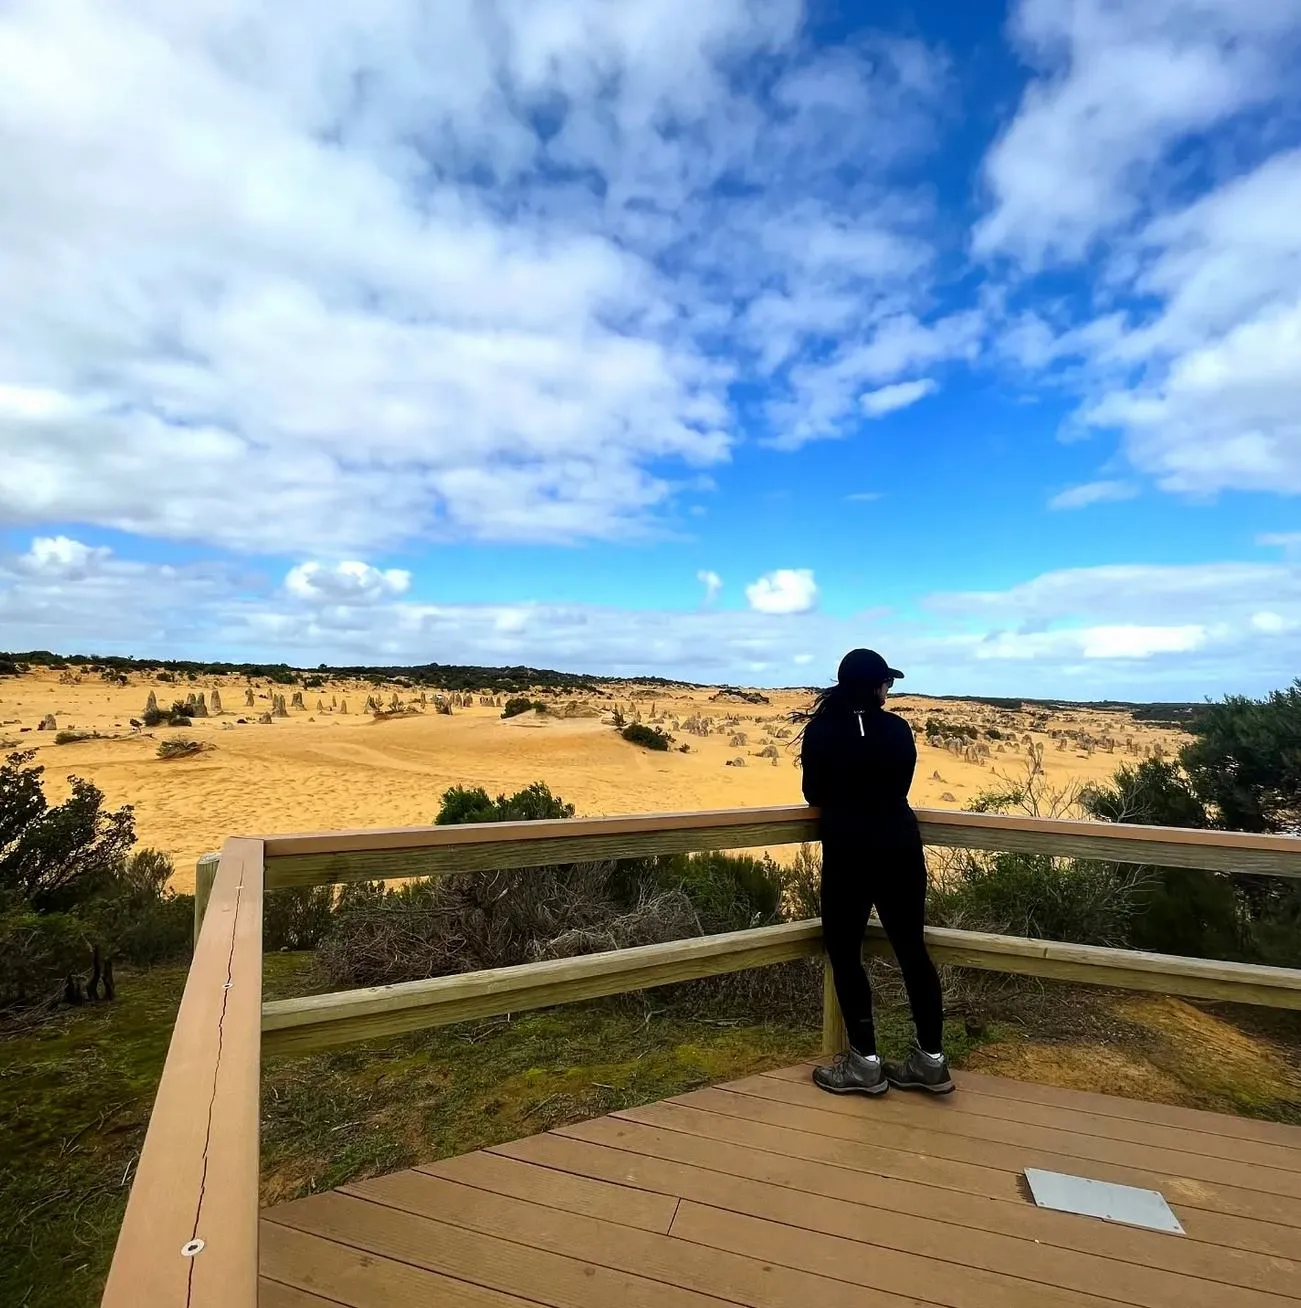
[2,0,1300,698]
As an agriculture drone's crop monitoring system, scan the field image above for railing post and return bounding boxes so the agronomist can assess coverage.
[821,955,847,1055]
[194,851,220,949]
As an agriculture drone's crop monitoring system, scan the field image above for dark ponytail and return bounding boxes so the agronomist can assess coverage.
[793,683,847,759]
[793,677,882,759]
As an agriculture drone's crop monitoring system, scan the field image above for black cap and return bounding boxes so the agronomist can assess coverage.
[837,648,903,690]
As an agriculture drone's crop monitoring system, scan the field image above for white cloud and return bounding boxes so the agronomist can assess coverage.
[976,0,1300,267]
[860,378,937,418]
[0,2,966,552]
[972,625,1206,661]
[765,311,981,449]
[845,491,883,503]
[1251,611,1296,634]
[1048,480,1139,510]
[19,535,113,578]
[3,539,1299,697]
[978,5,1301,503]
[745,568,819,615]
[1258,532,1301,556]
[285,561,411,604]
[696,570,723,603]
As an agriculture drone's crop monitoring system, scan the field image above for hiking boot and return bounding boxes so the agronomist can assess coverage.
[812,1049,888,1096]
[884,1045,954,1094]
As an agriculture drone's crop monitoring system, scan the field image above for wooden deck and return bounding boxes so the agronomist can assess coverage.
[259,1066,1301,1308]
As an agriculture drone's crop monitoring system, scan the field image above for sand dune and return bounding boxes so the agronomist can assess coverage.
[0,670,1186,892]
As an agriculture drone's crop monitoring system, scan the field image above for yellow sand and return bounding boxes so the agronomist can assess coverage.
[0,670,1187,892]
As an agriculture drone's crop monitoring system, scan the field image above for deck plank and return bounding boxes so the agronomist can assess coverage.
[266,1190,737,1308]
[613,1098,1301,1260]
[660,1086,1301,1229]
[259,1066,1301,1308]
[716,1075,1301,1200]
[259,1220,544,1307]
[339,1169,941,1307]
[502,1127,1299,1304]
[416,1148,677,1232]
[671,1200,1112,1308]
[259,1281,340,1308]
[952,1068,1301,1147]
[761,1065,1301,1172]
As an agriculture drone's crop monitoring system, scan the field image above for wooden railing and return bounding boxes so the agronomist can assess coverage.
[102,805,1301,1308]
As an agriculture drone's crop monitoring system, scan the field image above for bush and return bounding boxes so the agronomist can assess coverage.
[434,781,574,825]
[501,696,542,719]
[142,706,167,727]
[1,751,135,915]
[621,723,672,751]
[0,659,19,677]
[157,738,204,760]
[303,675,326,689]
[647,850,784,934]
[156,670,175,682]
[925,717,976,740]
[0,759,190,1008]
[53,731,94,745]
[317,781,806,991]
[264,886,337,951]
[1180,681,1301,833]
[88,849,193,968]
[928,850,1147,947]
[168,714,192,728]
[1080,759,1245,959]
[784,843,822,921]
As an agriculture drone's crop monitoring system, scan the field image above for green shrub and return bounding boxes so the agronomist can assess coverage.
[0,809,190,1009]
[0,908,89,1006]
[264,886,337,951]
[434,781,574,825]
[783,844,822,921]
[156,670,175,682]
[648,850,784,934]
[0,659,19,677]
[319,781,804,987]
[0,751,136,916]
[53,731,94,745]
[89,849,193,967]
[156,738,203,760]
[501,696,542,719]
[168,714,192,728]
[928,850,1147,947]
[1080,758,1244,959]
[621,723,672,751]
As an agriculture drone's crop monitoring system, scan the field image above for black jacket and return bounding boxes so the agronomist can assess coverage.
[800,703,919,843]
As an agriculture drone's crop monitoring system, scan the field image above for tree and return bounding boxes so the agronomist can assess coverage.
[0,753,136,914]
[1175,685,1301,963]
[0,752,190,1008]
[1080,760,1240,960]
[1180,682,1301,833]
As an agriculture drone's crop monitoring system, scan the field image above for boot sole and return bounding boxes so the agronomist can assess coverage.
[811,1076,888,1096]
[886,1076,955,1095]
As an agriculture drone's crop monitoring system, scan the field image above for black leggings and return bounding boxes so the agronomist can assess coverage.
[820,837,944,1055]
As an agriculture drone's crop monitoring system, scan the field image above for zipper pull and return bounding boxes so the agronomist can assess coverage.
[854,710,865,736]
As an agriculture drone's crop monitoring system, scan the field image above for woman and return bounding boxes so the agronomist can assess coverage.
[799,648,951,1095]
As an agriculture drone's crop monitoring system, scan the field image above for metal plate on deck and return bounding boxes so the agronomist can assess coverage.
[1024,1168,1184,1234]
